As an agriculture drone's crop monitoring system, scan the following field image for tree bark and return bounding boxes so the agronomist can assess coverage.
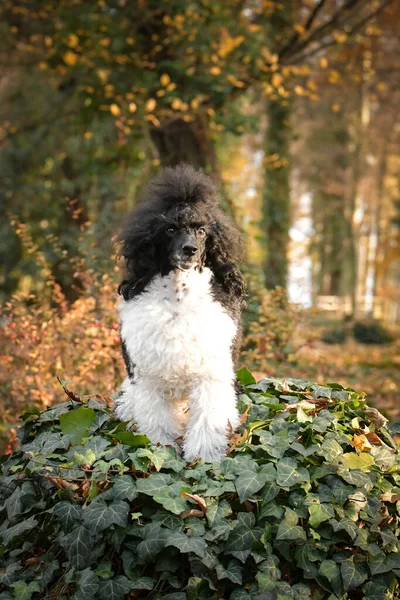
[150,112,235,215]
[262,97,291,290]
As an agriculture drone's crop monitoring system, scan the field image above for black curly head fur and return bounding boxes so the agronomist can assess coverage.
[117,164,245,303]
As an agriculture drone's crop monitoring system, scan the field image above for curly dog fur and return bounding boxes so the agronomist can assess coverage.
[114,164,245,461]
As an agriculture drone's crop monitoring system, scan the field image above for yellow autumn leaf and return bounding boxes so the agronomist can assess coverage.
[97,69,110,84]
[63,51,78,66]
[343,452,375,471]
[109,104,121,116]
[226,74,245,88]
[352,434,373,453]
[294,85,305,96]
[294,24,305,35]
[171,97,182,110]
[210,66,221,76]
[328,70,340,84]
[145,98,156,112]
[67,33,79,48]
[160,73,171,86]
[128,102,137,113]
[333,31,347,44]
[320,57,328,69]
[331,103,341,113]
[271,73,283,88]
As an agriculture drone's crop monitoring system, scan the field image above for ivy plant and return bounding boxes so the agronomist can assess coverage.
[0,370,399,599]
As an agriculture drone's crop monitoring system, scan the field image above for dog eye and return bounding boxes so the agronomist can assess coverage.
[166,226,177,235]
[197,227,206,237]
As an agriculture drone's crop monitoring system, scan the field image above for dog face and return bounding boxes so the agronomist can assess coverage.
[161,206,207,271]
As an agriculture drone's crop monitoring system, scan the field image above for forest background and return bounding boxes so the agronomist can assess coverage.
[0,0,399,453]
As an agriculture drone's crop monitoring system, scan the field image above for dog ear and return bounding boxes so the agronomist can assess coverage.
[205,212,245,300]
[117,208,159,298]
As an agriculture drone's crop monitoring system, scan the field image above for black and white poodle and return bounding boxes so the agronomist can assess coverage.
[114,164,245,462]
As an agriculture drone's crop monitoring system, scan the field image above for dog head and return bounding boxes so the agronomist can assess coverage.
[118,164,245,300]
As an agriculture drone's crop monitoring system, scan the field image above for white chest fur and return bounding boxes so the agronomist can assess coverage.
[119,268,237,390]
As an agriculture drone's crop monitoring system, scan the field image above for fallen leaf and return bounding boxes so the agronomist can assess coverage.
[379,492,400,503]
[180,509,204,519]
[239,403,251,424]
[227,430,248,454]
[365,432,382,446]
[365,406,389,428]
[352,434,373,452]
[181,492,207,514]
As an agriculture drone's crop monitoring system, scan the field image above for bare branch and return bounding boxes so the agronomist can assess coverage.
[279,0,328,60]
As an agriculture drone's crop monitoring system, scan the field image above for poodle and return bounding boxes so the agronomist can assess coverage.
[114,164,245,462]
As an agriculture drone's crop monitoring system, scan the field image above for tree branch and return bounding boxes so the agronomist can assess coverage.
[279,0,328,60]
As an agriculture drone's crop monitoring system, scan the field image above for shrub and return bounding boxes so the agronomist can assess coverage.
[353,321,394,345]
[321,325,348,345]
[0,222,125,453]
[0,372,399,599]
[242,286,299,371]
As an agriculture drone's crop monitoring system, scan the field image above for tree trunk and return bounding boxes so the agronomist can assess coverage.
[262,97,291,289]
[150,113,219,172]
[150,112,235,214]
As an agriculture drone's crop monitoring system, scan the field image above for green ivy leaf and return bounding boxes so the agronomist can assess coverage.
[235,469,272,503]
[340,557,368,591]
[153,482,191,515]
[276,457,310,487]
[276,508,306,542]
[136,523,168,561]
[112,476,137,501]
[112,431,150,447]
[215,559,243,584]
[73,568,99,600]
[61,525,95,570]
[317,438,343,462]
[308,503,335,528]
[54,501,82,530]
[0,516,37,544]
[82,501,129,532]
[136,472,174,496]
[236,367,256,386]
[59,407,96,444]
[98,576,132,600]
[166,531,206,557]
[318,559,340,583]
[10,581,40,600]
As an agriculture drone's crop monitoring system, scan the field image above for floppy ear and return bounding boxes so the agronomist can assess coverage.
[205,211,246,301]
[117,207,159,300]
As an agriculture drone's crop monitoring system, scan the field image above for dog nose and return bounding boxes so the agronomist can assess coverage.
[182,243,198,256]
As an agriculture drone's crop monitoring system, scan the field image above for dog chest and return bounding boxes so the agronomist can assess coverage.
[119,269,236,378]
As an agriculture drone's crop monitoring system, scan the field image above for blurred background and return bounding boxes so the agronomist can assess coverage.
[0,0,399,451]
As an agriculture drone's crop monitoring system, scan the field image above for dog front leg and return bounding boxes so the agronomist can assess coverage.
[115,378,183,447]
[183,378,240,462]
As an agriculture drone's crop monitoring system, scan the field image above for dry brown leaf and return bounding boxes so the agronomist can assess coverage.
[365,432,382,446]
[239,403,251,425]
[180,509,204,519]
[25,557,41,567]
[227,430,248,454]
[285,400,316,411]
[181,492,207,514]
[45,475,78,491]
[352,434,373,453]
[365,406,389,429]
[379,492,400,503]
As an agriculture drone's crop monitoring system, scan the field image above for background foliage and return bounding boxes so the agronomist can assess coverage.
[0,0,399,451]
